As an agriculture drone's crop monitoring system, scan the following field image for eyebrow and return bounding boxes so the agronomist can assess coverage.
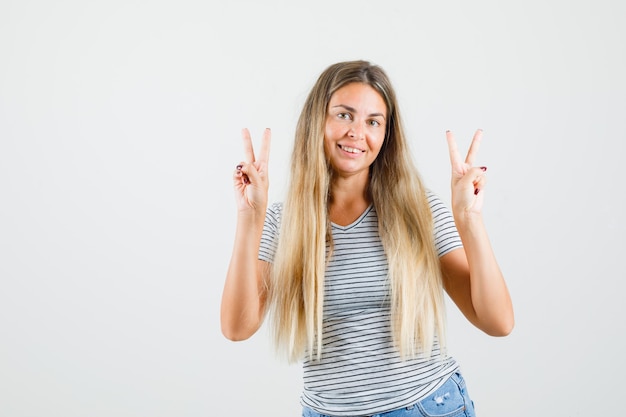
[331,104,386,120]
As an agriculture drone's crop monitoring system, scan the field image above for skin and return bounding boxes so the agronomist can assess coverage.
[220,83,514,341]
[324,83,387,225]
[441,129,514,336]
[221,127,271,340]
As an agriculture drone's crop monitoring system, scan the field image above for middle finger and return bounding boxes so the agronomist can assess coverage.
[241,128,256,163]
[464,129,483,166]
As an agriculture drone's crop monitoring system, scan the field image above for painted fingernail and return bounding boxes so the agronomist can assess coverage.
[474,188,480,195]
[243,176,250,184]
[236,164,242,170]
[480,166,487,171]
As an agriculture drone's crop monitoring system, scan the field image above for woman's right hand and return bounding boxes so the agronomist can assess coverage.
[233,128,271,213]
[223,127,272,341]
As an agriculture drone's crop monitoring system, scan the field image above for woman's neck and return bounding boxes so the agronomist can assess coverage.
[328,174,371,226]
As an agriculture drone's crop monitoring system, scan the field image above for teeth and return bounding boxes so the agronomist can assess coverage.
[340,145,362,154]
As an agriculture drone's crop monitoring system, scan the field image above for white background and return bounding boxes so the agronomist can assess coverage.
[1,0,625,416]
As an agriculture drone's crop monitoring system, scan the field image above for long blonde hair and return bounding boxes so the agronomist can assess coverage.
[268,60,446,362]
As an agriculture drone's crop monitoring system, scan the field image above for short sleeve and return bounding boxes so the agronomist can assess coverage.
[258,202,283,263]
[427,191,463,257]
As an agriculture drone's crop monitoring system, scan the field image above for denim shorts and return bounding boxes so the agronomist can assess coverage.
[302,372,476,417]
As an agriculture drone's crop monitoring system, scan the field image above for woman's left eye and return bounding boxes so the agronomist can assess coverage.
[369,120,381,127]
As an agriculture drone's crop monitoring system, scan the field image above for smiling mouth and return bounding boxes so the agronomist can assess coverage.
[338,144,365,154]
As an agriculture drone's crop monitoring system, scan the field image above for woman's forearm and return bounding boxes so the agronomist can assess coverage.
[455,213,514,336]
[220,210,268,341]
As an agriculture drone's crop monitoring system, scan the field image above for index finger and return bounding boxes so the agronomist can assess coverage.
[464,129,483,166]
[241,128,256,163]
[446,130,463,167]
[257,128,271,165]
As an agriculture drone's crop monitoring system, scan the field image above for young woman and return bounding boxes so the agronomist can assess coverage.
[221,60,514,417]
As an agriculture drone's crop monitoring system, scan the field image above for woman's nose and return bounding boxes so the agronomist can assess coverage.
[348,124,365,140]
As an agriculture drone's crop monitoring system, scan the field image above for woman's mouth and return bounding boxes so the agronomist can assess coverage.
[338,144,364,154]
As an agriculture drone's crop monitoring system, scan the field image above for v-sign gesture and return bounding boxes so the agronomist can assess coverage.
[446,129,488,217]
[442,128,514,336]
[222,127,272,341]
[234,128,271,213]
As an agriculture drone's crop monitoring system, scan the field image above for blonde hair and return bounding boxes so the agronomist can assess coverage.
[268,60,446,362]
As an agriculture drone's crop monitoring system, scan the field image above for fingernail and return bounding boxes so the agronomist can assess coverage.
[236,164,242,170]
[243,176,250,184]
[480,166,487,171]
[474,188,480,195]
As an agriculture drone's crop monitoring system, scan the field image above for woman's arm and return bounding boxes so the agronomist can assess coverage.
[220,128,272,341]
[221,213,270,341]
[441,129,514,336]
[440,226,513,336]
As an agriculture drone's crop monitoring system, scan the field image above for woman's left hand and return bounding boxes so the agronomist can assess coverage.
[446,129,487,217]
[442,129,514,336]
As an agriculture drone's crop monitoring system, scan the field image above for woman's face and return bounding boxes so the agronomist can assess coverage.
[324,82,387,179]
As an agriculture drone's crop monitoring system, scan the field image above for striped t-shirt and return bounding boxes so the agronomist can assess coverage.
[259,192,463,416]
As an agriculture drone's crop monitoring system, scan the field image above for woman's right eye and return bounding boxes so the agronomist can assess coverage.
[338,113,351,120]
